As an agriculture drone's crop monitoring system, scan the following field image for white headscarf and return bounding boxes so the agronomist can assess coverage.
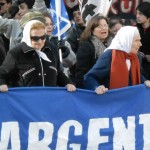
[21,20,51,62]
[105,26,140,70]
[105,26,140,53]
[21,20,43,47]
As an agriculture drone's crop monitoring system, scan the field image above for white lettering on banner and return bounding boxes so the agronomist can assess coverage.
[139,114,150,150]
[113,116,135,150]
[0,114,150,149]
[110,0,118,15]
[121,0,132,13]
[64,0,79,9]
[110,0,140,15]
[87,118,109,150]
[28,122,54,150]
[56,120,82,150]
[0,122,20,150]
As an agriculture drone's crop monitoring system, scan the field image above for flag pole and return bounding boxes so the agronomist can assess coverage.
[55,0,62,62]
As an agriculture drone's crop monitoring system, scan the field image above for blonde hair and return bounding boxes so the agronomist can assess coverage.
[30,21,45,31]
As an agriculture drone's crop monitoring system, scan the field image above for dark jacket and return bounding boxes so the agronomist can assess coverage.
[76,40,97,88]
[137,24,150,79]
[0,37,6,65]
[0,41,72,87]
[137,24,150,55]
[84,49,146,90]
[66,25,85,53]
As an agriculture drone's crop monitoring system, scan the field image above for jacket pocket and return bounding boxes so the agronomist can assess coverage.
[49,66,57,73]
[22,67,35,79]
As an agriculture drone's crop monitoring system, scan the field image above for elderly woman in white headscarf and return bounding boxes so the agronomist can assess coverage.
[84,26,150,94]
[0,20,76,92]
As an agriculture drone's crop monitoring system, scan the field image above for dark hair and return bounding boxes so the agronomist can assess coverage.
[136,2,150,18]
[108,17,123,29]
[6,0,12,3]
[42,12,53,25]
[16,0,34,9]
[8,5,19,19]
[80,15,109,42]
[70,5,80,20]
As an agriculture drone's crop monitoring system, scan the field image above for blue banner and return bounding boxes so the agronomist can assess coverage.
[0,85,150,149]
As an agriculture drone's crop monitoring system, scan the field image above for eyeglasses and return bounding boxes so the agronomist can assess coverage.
[0,2,6,6]
[97,24,108,29]
[30,35,46,42]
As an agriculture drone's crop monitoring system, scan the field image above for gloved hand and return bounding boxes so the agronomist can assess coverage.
[57,40,67,53]
[57,40,70,58]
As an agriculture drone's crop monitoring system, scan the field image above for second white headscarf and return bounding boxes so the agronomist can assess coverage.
[105,26,139,53]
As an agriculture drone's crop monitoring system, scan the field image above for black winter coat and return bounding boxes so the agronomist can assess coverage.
[76,40,97,88]
[137,24,150,80]
[0,41,71,87]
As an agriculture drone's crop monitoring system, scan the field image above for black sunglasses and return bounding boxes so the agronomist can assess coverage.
[30,35,46,42]
[0,2,6,6]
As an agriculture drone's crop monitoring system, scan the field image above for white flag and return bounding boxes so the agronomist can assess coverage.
[79,0,113,25]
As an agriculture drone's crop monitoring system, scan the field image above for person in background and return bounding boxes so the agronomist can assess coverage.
[15,0,34,18]
[66,5,85,54]
[84,26,150,94]
[43,12,76,71]
[0,0,48,50]
[136,1,150,80]
[0,0,12,53]
[76,15,114,88]
[109,17,123,35]
[7,4,20,19]
[0,0,12,17]
[66,5,85,83]
[0,20,76,92]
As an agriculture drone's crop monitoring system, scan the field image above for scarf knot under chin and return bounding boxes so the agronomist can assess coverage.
[109,50,141,89]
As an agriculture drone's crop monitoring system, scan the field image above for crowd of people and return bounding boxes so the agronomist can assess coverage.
[0,0,150,94]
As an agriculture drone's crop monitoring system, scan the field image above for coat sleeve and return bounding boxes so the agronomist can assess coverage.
[76,41,96,88]
[62,41,76,68]
[0,51,16,85]
[0,37,6,65]
[84,50,112,90]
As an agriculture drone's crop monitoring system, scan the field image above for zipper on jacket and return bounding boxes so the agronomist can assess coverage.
[39,57,45,86]
[22,68,35,78]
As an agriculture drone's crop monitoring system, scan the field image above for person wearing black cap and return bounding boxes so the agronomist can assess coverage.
[136,1,150,80]
[65,5,85,84]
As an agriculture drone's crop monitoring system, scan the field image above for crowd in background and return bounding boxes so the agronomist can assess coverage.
[0,0,150,93]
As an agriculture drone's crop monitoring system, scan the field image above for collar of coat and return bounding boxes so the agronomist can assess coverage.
[21,41,52,54]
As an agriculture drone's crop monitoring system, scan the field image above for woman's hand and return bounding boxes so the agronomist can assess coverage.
[95,85,108,94]
[0,85,8,92]
[66,84,76,92]
[144,80,150,88]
